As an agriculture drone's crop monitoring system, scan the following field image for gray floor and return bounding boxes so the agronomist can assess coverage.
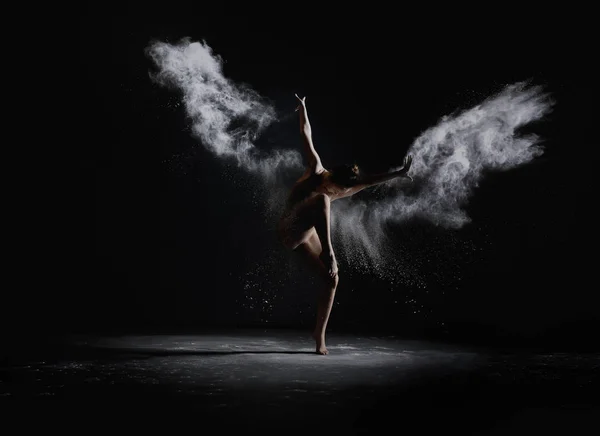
[2,330,599,433]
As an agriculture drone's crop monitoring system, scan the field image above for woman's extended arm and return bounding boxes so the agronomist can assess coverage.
[295,94,324,173]
[360,155,413,186]
[335,155,413,199]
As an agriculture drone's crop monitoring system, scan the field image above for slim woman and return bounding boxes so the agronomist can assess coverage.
[278,95,413,355]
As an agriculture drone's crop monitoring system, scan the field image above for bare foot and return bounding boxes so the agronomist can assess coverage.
[312,332,328,355]
[319,250,338,279]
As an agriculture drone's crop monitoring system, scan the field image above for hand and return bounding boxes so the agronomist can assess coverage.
[295,94,306,112]
[399,155,413,180]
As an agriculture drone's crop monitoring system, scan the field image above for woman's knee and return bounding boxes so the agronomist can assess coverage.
[325,272,339,288]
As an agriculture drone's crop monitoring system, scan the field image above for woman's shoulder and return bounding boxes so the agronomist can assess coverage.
[296,168,328,183]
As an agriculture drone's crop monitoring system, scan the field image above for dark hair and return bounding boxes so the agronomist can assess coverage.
[329,164,361,187]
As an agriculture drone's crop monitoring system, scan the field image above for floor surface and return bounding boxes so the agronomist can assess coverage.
[2,330,598,433]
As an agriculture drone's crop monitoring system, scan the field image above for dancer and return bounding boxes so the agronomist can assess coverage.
[278,94,413,354]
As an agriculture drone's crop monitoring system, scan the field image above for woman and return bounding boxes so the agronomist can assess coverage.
[278,94,413,355]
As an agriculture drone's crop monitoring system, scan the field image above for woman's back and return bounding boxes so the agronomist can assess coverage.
[285,171,327,209]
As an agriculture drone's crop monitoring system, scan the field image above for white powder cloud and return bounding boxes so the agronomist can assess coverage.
[147,39,552,271]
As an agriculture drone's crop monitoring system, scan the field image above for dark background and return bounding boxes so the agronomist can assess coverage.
[29,7,598,350]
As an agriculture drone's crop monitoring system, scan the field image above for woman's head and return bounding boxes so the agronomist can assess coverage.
[329,164,361,187]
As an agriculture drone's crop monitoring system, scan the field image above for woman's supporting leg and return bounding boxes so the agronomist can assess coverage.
[296,232,339,355]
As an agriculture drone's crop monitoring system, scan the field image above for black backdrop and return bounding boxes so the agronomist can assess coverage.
[25,7,597,350]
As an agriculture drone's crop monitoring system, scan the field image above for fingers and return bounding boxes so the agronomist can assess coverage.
[401,155,413,177]
[294,94,306,112]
